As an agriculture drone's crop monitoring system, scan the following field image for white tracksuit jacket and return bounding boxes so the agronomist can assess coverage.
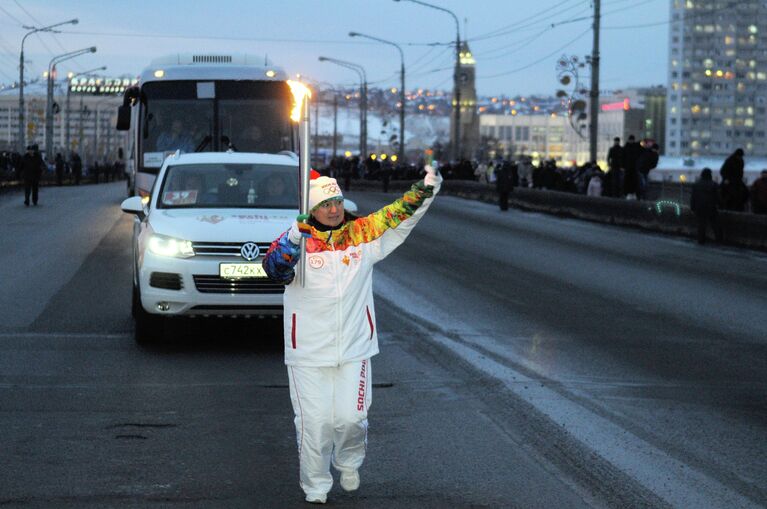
[263,178,440,366]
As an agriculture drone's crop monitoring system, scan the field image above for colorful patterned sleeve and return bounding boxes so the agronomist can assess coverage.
[262,230,300,285]
[345,180,435,245]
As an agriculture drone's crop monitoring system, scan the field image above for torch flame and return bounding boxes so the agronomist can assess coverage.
[287,80,312,123]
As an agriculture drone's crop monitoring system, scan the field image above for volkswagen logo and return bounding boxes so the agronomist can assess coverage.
[240,242,260,261]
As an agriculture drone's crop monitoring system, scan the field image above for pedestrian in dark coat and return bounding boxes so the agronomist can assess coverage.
[606,137,624,197]
[751,170,767,214]
[720,148,748,211]
[635,143,660,200]
[622,135,642,198]
[690,168,722,244]
[54,153,65,186]
[71,152,82,185]
[720,148,745,182]
[21,145,45,206]
[380,159,392,193]
[496,159,513,211]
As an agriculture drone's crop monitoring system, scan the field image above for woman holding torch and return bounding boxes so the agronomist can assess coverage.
[262,165,441,503]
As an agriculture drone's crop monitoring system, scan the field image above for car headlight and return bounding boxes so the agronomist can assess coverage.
[148,234,195,258]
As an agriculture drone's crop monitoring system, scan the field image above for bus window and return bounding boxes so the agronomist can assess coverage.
[143,81,214,154]
[146,101,213,153]
[219,99,290,153]
[216,81,292,153]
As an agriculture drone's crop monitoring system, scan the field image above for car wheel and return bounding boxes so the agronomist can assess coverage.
[133,283,164,345]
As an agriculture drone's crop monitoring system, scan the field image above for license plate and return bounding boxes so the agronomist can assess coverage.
[219,263,267,279]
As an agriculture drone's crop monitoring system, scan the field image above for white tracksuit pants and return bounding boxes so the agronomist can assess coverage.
[287,358,372,498]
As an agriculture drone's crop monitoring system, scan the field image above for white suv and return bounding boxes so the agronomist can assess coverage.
[122,151,308,343]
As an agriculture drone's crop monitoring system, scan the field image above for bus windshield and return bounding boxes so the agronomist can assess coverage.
[142,81,294,156]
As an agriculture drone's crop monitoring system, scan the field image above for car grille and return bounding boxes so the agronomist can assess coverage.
[193,275,285,294]
[191,241,273,258]
[149,272,183,290]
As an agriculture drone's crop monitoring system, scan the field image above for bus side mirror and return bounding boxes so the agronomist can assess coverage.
[116,105,131,131]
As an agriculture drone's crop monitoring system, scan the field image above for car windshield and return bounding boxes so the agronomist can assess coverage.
[157,163,298,209]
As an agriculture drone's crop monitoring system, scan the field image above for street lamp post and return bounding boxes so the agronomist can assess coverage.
[18,18,78,153]
[393,0,460,160]
[304,79,340,161]
[319,57,368,159]
[349,31,406,163]
[78,99,88,163]
[46,46,97,159]
[93,98,112,166]
[65,66,106,158]
[311,81,339,159]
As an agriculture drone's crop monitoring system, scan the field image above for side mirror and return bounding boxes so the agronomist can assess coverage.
[116,105,131,131]
[121,196,146,216]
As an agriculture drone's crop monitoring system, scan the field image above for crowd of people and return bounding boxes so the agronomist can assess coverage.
[315,138,767,218]
[1,147,125,188]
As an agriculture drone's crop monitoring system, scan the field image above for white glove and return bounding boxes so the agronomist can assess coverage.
[424,164,443,188]
[288,221,302,245]
[288,214,312,245]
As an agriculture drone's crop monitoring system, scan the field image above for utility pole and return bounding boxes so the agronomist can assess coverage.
[347,32,406,163]
[65,66,106,159]
[313,92,319,163]
[453,31,461,161]
[18,19,79,153]
[589,0,601,163]
[332,91,338,158]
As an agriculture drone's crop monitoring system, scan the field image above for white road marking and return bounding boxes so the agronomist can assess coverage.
[375,271,760,509]
[0,332,130,339]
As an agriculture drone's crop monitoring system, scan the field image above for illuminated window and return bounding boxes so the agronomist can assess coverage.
[749,25,758,34]
[724,35,734,45]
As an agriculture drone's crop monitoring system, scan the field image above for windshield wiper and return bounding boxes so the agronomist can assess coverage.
[195,135,212,152]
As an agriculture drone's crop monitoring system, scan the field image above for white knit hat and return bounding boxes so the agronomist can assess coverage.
[309,176,343,210]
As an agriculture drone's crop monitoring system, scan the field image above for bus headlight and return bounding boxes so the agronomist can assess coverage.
[148,234,194,258]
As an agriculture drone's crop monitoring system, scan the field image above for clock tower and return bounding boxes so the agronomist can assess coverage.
[451,41,479,160]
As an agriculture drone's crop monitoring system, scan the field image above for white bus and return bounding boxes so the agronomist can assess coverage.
[117,53,297,196]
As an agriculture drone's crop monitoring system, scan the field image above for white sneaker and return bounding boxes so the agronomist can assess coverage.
[305,493,327,504]
[339,470,360,491]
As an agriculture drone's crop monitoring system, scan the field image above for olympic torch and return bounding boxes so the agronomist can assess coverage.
[288,80,312,287]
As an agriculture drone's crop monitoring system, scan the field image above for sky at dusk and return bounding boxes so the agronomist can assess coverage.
[0,0,670,96]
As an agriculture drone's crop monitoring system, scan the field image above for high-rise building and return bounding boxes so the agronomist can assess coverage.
[666,0,767,157]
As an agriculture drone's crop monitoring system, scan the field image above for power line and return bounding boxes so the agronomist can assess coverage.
[470,0,593,43]
[476,28,553,62]
[13,0,80,68]
[0,4,25,25]
[551,0,656,28]
[57,29,387,45]
[478,27,592,79]
[468,0,580,42]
